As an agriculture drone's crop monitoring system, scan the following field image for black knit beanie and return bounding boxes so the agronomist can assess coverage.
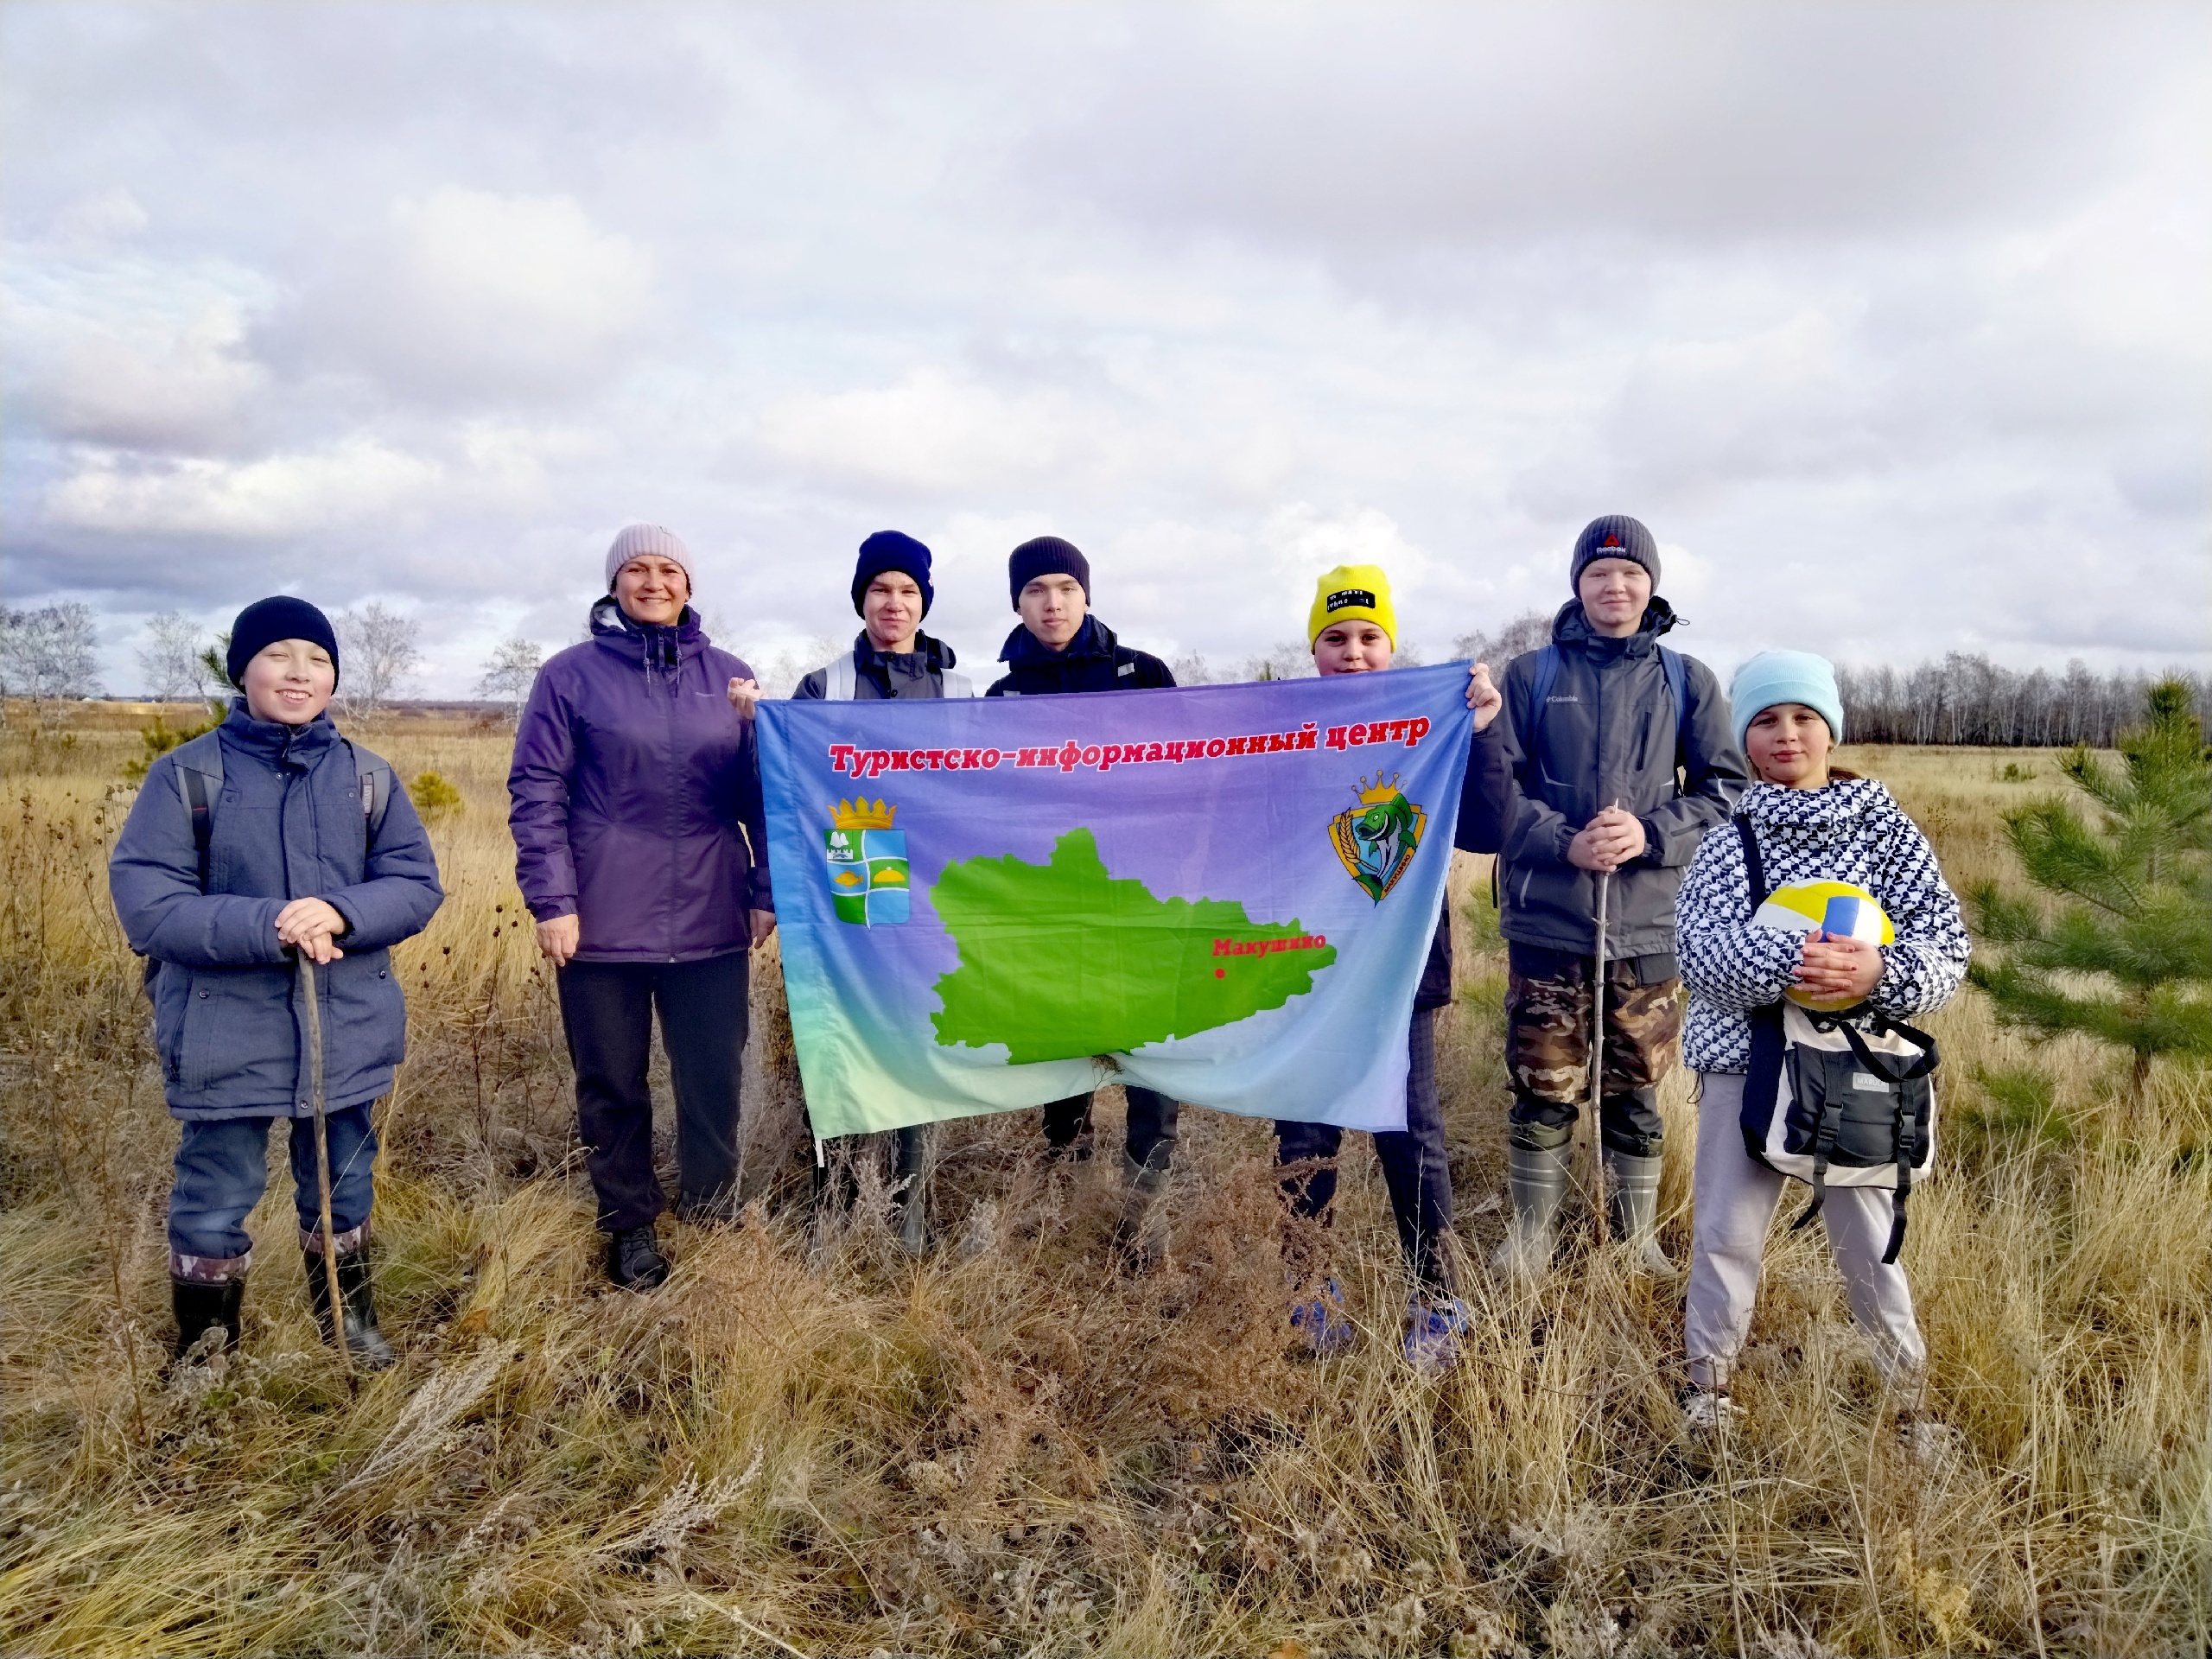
[1569,514,1661,590]
[226,596,340,688]
[851,531,935,619]
[1007,536,1090,608]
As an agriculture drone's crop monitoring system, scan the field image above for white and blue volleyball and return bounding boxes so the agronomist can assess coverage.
[1752,880,1893,1010]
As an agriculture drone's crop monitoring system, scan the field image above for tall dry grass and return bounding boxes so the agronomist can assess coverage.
[1,709,2205,1656]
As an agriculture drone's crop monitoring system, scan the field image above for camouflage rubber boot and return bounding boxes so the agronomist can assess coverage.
[1491,1141,1571,1280]
[1110,1150,1171,1274]
[1603,1147,1676,1276]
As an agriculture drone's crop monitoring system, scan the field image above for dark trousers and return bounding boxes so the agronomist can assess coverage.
[1042,1086,1179,1171]
[557,952,748,1233]
[168,1103,378,1269]
[1503,946,1679,1158]
[1274,1007,1454,1292]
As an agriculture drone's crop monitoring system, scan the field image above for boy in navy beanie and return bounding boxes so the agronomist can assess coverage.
[793,531,964,1251]
[984,533,1181,1267]
[110,594,444,1370]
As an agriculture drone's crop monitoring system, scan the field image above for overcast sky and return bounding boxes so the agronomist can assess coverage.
[3,3,2206,696]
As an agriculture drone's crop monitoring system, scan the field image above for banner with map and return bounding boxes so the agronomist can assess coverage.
[755,664,1475,1140]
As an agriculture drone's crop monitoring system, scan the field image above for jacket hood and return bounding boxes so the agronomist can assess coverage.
[1738,776,1895,833]
[590,595,708,671]
[1551,595,1680,655]
[1000,613,1115,665]
[219,698,341,766]
[856,629,958,674]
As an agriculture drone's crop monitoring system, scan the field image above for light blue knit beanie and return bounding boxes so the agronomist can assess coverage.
[1729,649,1844,753]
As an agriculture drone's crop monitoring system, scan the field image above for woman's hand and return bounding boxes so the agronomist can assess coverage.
[536,913,582,968]
[1796,933,1884,1002]
[727,677,762,721]
[748,909,778,950]
[1465,661,1503,731]
[276,897,349,964]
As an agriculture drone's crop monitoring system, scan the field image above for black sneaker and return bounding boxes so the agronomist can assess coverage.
[606,1224,669,1291]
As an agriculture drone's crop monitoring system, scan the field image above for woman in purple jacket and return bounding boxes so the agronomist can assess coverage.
[509,524,774,1290]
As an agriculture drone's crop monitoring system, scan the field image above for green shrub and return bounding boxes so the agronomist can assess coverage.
[408,769,463,825]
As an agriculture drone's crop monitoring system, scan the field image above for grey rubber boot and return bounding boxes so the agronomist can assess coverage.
[1491,1141,1572,1279]
[892,1124,933,1258]
[1604,1147,1676,1275]
[1110,1150,1172,1273]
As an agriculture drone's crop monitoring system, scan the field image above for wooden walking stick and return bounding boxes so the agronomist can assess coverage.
[296,950,353,1384]
[1587,802,1618,1245]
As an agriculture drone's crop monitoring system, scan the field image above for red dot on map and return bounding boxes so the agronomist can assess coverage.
[1215,969,1225,978]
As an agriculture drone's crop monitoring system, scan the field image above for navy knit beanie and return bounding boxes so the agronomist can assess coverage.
[1007,536,1090,608]
[1569,515,1662,590]
[226,596,340,688]
[851,531,934,619]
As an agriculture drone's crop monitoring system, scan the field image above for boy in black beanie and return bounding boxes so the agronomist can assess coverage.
[987,535,1180,1266]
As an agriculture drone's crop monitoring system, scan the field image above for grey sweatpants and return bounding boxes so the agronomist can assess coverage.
[1685,1071,1927,1392]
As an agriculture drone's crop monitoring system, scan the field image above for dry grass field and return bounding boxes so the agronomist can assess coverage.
[2,705,2206,1657]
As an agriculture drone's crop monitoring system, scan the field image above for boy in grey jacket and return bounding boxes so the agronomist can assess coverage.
[1489,517,1747,1273]
[111,598,444,1366]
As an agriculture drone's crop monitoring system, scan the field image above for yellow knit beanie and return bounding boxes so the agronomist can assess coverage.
[1307,563,1397,647]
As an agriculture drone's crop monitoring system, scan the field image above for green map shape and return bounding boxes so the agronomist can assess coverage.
[930,828,1338,1064]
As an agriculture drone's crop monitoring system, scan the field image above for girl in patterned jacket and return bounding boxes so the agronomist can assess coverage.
[1673,650,1970,1428]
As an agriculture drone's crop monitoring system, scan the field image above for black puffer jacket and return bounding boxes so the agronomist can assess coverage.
[1493,599,1747,959]
[984,616,1174,696]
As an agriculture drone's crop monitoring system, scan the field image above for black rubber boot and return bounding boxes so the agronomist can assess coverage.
[892,1124,933,1257]
[171,1276,245,1363]
[1110,1150,1172,1274]
[605,1223,670,1291]
[305,1249,399,1370]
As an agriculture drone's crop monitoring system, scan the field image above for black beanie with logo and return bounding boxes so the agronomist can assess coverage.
[1568,514,1661,590]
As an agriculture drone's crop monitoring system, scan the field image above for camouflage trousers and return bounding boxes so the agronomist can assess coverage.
[1504,946,1682,1158]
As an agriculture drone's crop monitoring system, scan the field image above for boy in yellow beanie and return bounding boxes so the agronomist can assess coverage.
[1276,565,1512,1370]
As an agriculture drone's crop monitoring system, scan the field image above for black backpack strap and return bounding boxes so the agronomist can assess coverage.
[181,766,213,891]
[344,739,394,851]
[1733,813,1769,909]
[168,730,226,893]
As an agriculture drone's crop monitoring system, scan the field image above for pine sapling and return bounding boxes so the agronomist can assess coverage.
[1967,680,2212,1096]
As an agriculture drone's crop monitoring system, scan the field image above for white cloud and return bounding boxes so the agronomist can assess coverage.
[45,439,442,537]
[0,4,2202,693]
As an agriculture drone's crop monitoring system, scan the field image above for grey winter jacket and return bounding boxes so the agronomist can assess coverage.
[109,703,445,1120]
[792,632,970,701]
[1492,599,1747,959]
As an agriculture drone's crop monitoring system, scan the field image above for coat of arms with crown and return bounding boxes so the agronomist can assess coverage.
[1328,773,1426,903]
[825,798,908,925]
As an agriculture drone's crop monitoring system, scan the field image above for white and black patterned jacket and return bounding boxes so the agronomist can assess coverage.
[1675,778,1970,1074]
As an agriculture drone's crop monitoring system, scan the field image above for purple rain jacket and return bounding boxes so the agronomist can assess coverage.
[508,599,772,962]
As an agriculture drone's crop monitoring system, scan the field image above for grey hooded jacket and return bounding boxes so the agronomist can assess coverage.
[1492,598,1748,960]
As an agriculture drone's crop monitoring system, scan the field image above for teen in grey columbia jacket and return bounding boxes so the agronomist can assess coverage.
[1491,597,1749,961]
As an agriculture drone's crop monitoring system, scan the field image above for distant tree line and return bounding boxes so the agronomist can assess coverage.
[1834,655,2211,748]
[1450,609,2209,749]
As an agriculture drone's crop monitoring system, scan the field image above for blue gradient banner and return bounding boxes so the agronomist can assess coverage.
[757,665,1473,1140]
